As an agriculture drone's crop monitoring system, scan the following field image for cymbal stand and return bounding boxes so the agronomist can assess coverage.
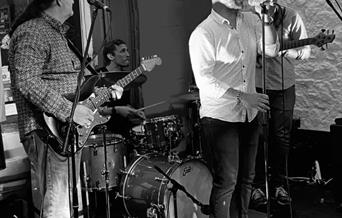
[193,99,202,158]
[82,162,90,218]
[100,125,111,218]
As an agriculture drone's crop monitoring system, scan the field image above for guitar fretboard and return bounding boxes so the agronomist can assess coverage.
[116,66,144,87]
[280,38,315,51]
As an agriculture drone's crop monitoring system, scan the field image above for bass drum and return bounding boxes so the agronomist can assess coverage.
[120,154,212,218]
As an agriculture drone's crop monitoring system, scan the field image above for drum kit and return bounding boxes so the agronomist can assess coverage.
[80,87,212,218]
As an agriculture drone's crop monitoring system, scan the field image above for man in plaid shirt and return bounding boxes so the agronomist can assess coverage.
[8,0,122,217]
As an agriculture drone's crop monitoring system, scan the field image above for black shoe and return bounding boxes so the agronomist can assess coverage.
[274,186,291,205]
[337,202,342,213]
[251,188,267,207]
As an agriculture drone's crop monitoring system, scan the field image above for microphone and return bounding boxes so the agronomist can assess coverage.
[87,0,111,11]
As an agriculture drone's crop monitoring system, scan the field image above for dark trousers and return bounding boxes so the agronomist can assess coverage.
[201,116,260,218]
[254,85,295,188]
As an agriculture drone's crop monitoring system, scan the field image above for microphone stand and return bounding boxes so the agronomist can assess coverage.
[62,8,100,218]
[260,3,271,218]
[153,165,210,217]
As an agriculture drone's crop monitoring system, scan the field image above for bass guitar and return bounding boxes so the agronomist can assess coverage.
[43,55,162,157]
[257,30,335,67]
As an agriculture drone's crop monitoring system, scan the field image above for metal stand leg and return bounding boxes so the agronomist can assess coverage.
[100,126,111,218]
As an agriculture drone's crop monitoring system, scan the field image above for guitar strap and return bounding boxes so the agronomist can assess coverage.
[273,5,286,30]
[66,38,99,75]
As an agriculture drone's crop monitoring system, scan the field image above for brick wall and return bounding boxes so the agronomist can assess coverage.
[279,0,342,131]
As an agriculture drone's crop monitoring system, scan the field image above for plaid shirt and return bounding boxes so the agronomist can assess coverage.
[9,13,81,141]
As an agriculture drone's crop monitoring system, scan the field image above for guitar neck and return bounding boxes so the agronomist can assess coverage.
[115,66,145,88]
[84,65,145,110]
[280,38,314,51]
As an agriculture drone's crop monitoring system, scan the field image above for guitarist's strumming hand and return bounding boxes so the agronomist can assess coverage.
[73,105,94,128]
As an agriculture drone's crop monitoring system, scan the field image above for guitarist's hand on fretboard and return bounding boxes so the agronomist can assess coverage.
[110,84,123,100]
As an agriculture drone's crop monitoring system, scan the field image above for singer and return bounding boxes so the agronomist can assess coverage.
[8,0,122,217]
[189,0,279,217]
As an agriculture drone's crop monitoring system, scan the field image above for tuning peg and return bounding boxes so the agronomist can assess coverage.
[141,57,145,61]
[321,28,326,33]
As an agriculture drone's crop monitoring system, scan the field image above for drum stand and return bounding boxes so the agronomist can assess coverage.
[153,165,210,217]
[100,125,111,218]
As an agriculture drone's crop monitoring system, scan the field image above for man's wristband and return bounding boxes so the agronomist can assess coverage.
[237,91,242,104]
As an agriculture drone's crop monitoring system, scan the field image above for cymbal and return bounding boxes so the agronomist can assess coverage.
[171,91,199,102]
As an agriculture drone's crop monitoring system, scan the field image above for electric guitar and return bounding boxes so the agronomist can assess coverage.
[43,55,162,157]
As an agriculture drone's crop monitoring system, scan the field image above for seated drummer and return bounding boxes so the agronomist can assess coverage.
[96,39,146,137]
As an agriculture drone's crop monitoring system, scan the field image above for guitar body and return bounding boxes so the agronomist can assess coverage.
[43,93,111,157]
[76,99,111,146]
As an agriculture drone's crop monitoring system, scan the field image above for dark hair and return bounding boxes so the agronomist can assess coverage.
[103,39,126,66]
[9,0,55,36]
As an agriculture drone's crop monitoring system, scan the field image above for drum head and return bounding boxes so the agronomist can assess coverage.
[165,159,212,218]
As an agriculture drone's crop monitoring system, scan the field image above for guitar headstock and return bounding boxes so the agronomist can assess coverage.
[141,55,162,72]
[314,29,336,50]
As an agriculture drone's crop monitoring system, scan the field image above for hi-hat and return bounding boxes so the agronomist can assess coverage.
[172,91,199,102]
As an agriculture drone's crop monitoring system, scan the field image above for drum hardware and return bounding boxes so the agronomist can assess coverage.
[154,177,169,183]
[167,152,181,164]
[153,165,210,218]
[119,169,137,177]
[115,192,132,200]
[100,125,111,218]
[82,161,91,218]
[147,203,165,218]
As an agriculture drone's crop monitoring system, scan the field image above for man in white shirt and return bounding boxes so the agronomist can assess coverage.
[188,0,279,217]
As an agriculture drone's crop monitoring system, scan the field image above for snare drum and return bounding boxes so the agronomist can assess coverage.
[119,154,212,218]
[130,115,183,154]
[81,134,127,191]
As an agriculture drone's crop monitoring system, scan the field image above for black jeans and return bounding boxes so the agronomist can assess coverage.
[254,85,295,188]
[201,116,260,218]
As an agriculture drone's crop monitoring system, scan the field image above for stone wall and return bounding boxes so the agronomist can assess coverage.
[279,0,342,131]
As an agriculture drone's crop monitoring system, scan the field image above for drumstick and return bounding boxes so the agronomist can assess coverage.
[137,100,168,111]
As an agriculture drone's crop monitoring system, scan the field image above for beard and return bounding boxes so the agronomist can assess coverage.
[213,0,246,9]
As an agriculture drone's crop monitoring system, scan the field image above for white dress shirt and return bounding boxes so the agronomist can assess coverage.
[189,10,278,123]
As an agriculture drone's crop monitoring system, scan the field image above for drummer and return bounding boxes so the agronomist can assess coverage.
[96,39,146,137]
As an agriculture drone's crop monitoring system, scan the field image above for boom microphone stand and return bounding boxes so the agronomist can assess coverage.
[62,8,101,218]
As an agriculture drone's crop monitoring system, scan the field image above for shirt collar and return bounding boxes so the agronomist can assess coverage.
[41,13,70,35]
[211,9,243,28]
